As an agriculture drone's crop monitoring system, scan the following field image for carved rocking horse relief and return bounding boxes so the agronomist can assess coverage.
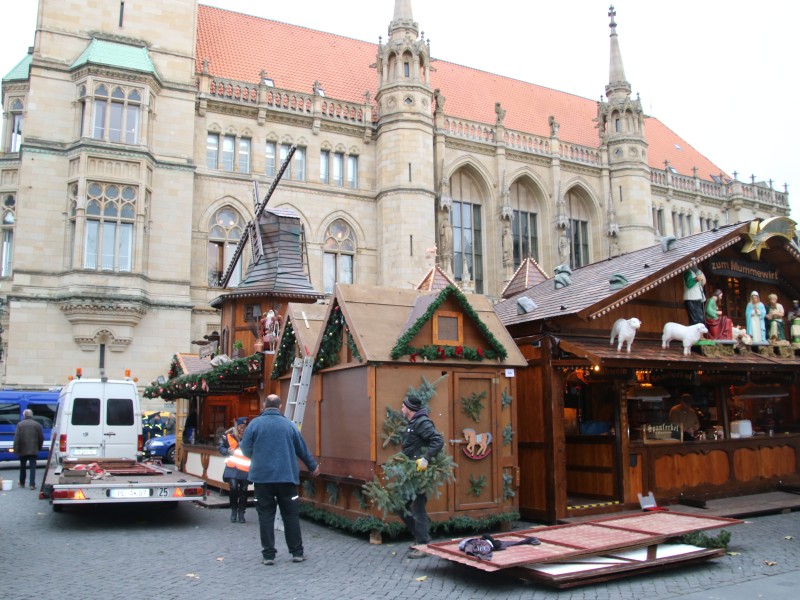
[462,428,492,460]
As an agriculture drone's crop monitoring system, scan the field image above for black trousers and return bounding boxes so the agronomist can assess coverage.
[398,493,431,544]
[254,482,304,559]
[226,477,249,512]
[18,455,37,487]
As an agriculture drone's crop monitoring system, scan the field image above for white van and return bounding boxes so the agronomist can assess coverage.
[53,376,142,463]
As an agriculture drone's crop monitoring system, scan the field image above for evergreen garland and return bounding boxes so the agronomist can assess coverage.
[167,355,181,379]
[461,391,486,423]
[390,285,508,362]
[298,499,519,537]
[363,452,456,517]
[468,474,487,497]
[503,472,515,500]
[675,530,732,549]
[314,303,361,372]
[502,423,514,446]
[501,388,513,410]
[326,482,340,506]
[143,354,263,400]
[270,319,297,380]
[346,330,362,362]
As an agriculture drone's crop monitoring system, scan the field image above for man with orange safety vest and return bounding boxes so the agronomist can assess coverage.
[219,417,251,523]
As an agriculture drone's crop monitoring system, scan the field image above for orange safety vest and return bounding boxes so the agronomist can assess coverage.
[225,433,251,473]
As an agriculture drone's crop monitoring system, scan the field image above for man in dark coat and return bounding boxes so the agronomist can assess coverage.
[240,394,319,566]
[399,394,444,559]
[13,409,44,489]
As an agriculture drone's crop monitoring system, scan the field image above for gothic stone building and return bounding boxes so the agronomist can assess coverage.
[0,0,790,392]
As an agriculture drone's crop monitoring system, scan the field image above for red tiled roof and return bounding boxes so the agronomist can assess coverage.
[196,5,725,179]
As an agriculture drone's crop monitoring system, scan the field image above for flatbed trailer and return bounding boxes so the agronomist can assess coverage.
[40,456,206,510]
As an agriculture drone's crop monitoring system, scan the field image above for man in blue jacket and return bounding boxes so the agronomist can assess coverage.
[240,394,320,566]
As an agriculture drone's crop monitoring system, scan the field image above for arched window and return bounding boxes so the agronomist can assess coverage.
[323,219,355,294]
[83,182,137,271]
[509,180,540,267]
[208,207,243,287]
[0,193,15,277]
[565,190,590,269]
[451,169,484,293]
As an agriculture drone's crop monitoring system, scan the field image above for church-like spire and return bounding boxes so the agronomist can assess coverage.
[605,5,631,102]
[393,0,413,22]
[389,0,419,39]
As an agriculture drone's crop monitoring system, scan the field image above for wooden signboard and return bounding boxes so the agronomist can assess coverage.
[643,423,682,444]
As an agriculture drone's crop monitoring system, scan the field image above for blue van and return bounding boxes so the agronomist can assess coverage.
[0,390,61,461]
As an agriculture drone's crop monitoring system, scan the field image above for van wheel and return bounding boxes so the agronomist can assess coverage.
[166,446,176,464]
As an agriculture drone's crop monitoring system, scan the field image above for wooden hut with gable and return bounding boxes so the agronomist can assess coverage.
[495,218,800,523]
[270,282,527,536]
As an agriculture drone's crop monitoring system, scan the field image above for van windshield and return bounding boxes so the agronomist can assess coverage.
[30,403,58,429]
[0,402,20,425]
[72,398,101,425]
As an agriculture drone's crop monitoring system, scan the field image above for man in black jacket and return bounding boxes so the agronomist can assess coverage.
[13,409,44,489]
[399,394,444,559]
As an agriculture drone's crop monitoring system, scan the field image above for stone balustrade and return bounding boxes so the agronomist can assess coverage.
[443,117,495,143]
[650,168,789,209]
[202,76,369,123]
[559,142,601,165]
[504,130,550,155]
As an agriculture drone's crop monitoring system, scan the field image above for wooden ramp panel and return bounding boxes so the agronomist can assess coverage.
[512,544,726,589]
[419,511,741,572]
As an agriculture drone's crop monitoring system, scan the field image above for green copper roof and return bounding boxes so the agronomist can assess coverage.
[3,53,32,82]
[71,39,159,79]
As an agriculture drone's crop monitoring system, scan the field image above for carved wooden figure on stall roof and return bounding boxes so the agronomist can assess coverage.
[261,310,283,354]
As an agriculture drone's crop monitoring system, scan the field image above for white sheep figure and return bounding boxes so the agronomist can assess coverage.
[610,317,641,352]
[662,322,708,356]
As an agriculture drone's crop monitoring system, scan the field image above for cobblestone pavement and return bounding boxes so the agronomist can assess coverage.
[2,465,799,600]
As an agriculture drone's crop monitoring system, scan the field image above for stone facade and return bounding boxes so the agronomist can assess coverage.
[0,0,790,399]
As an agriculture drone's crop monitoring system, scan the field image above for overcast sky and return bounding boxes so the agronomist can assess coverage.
[2,1,797,219]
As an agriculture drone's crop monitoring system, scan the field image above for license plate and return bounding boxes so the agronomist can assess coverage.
[73,448,98,456]
[109,488,151,498]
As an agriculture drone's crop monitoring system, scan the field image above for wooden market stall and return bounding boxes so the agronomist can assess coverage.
[271,283,528,537]
[495,218,800,523]
[145,206,322,489]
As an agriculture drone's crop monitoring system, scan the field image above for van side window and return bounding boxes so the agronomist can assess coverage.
[107,398,134,426]
[0,402,20,425]
[30,403,58,429]
[72,398,101,425]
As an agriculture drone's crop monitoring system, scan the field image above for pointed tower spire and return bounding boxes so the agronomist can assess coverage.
[605,5,631,102]
[389,0,419,41]
[393,0,414,22]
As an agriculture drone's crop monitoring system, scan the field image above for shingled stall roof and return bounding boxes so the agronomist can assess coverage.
[312,283,527,366]
[416,264,459,292]
[501,257,550,299]
[196,5,725,182]
[556,335,800,371]
[211,207,322,307]
[496,223,752,327]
